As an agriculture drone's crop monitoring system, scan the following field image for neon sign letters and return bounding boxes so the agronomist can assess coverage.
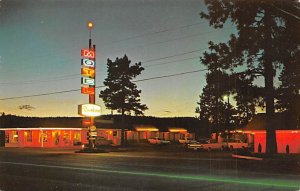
[81,49,95,59]
[81,68,95,77]
[81,87,95,95]
[81,59,95,67]
[81,77,95,86]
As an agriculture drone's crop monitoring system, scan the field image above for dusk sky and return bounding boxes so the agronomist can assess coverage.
[0,0,234,117]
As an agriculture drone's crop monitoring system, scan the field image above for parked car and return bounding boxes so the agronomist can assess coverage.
[225,139,248,150]
[148,137,171,145]
[187,139,226,151]
[178,138,194,144]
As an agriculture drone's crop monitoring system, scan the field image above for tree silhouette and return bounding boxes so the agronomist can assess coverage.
[99,55,148,145]
[196,70,259,137]
[200,0,300,153]
[196,70,232,135]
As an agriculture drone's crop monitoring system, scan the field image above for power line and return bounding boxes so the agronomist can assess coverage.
[0,69,208,101]
[0,75,79,86]
[105,22,206,45]
[133,69,207,83]
[2,21,206,74]
[272,4,300,21]
[112,28,227,54]
[0,49,207,86]
[144,56,199,68]
[143,48,206,63]
[1,27,216,85]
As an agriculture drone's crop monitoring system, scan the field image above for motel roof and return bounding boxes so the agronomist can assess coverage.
[243,112,299,131]
[0,127,83,131]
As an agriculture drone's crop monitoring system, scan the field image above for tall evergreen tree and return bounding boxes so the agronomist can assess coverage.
[199,0,300,153]
[196,70,232,134]
[196,70,259,135]
[100,55,148,145]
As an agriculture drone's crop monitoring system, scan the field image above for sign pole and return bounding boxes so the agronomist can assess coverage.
[88,22,96,149]
[79,21,100,150]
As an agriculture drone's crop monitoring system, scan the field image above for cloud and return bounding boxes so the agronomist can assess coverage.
[18,105,35,111]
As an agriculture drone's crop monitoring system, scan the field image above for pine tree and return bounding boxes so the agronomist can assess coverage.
[100,55,148,145]
[200,0,300,153]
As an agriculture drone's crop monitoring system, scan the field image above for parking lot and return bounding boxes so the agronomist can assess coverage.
[1,145,300,191]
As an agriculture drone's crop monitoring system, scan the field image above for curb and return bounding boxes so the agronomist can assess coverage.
[232,154,263,161]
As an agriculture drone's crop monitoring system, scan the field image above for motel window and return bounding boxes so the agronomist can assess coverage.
[11,131,18,143]
[180,134,185,140]
[53,132,60,145]
[63,131,70,144]
[26,131,32,142]
[40,131,48,143]
[5,132,9,143]
[74,132,81,142]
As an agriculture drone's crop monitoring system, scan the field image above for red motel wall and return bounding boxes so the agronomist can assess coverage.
[4,129,82,148]
[254,130,300,153]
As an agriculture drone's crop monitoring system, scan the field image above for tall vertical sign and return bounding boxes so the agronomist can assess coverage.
[78,21,100,149]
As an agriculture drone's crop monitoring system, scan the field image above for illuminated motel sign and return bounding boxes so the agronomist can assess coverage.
[78,104,101,117]
[80,45,96,97]
[81,87,95,95]
[81,49,95,59]
[79,22,98,146]
[81,77,95,86]
[81,58,95,67]
[81,67,95,77]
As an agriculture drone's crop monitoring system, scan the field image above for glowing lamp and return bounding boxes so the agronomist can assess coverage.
[88,21,93,29]
[135,127,159,132]
[168,128,187,133]
[82,118,92,126]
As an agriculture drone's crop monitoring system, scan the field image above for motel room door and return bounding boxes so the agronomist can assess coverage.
[0,131,4,147]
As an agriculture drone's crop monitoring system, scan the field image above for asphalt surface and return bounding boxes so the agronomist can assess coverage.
[0,145,299,191]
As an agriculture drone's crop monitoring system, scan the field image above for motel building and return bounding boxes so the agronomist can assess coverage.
[0,125,195,148]
[0,127,122,148]
[236,113,300,154]
[126,125,195,143]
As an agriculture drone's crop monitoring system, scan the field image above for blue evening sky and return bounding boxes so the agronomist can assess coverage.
[0,0,235,117]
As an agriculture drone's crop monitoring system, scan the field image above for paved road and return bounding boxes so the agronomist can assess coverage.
[0,147,299,191]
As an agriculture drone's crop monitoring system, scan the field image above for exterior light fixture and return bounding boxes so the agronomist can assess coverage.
[88,21,93,29]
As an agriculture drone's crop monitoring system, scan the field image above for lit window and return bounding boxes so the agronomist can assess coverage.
[74,132,81,142]
[26,131,32,142]
[11,131,18,143]
[40,131,48,143]
[63,131,70,144]
[53,131,60,145]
